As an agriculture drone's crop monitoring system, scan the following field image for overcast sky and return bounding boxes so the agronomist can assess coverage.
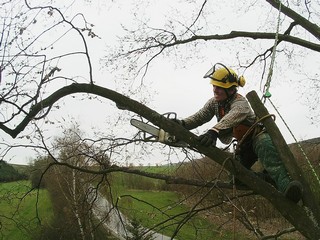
[3,0,319,165]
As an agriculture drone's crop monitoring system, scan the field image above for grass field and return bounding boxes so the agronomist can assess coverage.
[116,189,244,240]
[0,181,53,240]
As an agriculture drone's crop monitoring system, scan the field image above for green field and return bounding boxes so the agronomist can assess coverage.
[0,181,53,240]
[116,189,239,239]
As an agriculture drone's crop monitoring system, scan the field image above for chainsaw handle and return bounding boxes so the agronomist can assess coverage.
[158,129,176,144]
[162,112,177,120]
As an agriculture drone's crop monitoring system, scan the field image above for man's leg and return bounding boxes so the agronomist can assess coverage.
[252,132,302,203]
[236,140,276,187]
[252,132,290,192]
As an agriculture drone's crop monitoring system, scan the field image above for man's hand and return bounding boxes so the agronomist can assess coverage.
[198,129,218,147]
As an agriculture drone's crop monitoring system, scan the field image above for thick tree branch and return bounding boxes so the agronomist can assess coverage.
[168,31,320,52]
[265,0,320,40]
[247,91,320,227]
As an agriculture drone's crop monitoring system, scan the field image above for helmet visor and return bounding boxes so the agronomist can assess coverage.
[203,66,215,78]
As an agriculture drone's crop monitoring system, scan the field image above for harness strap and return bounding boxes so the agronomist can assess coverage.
[236,114,276,148]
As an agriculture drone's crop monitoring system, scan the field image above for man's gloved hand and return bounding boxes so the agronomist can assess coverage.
[198,129,218,147]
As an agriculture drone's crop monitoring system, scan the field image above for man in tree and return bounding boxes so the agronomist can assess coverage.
[175,63,303,203]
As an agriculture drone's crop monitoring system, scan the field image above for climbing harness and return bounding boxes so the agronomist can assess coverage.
[236,114,275,150]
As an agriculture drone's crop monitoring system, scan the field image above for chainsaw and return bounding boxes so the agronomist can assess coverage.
[130,112,188,147]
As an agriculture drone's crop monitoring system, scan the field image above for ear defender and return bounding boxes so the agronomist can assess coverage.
[238,76,246,87]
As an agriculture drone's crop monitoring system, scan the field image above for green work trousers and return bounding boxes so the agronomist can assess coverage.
[252,132,291,193]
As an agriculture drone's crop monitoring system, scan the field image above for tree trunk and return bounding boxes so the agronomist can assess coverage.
[72,168,86,240]
[245,90,320,238]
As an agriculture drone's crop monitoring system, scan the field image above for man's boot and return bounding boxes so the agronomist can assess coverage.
[284,180,303,203]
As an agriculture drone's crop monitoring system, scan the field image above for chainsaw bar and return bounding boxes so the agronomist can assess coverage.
[130,119,160,138]
[130,119,188,147]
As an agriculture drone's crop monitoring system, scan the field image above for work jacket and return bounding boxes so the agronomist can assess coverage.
[183,93,256,144]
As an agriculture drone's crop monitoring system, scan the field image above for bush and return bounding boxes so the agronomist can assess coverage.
[28,157,52,189]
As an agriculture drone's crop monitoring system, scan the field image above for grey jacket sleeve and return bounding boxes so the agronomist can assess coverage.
[183,98,216,130]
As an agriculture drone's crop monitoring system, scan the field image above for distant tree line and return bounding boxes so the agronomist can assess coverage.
[0,161,28,182]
